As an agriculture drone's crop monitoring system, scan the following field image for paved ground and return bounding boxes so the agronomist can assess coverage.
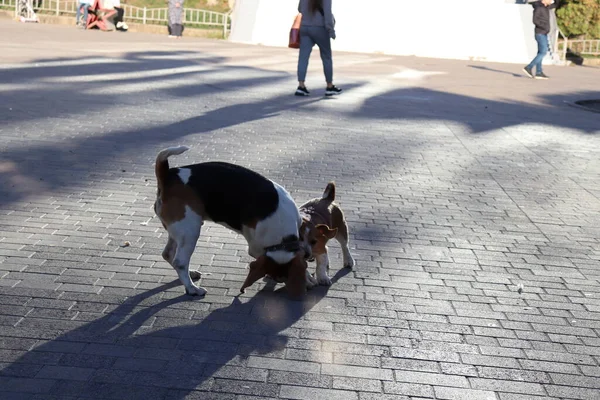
[1,20,600,400]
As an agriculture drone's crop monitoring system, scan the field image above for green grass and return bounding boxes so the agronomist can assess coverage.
[124,0,230,12]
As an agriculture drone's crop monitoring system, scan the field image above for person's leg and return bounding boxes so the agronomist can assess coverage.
[76,3,81,24]
[297,26,315,87]
[526,34,547,73]
[116,7,124,23]
[534,34,548,75]
[312,27,333,86]
[115,7,128,30]
[174,24,183,37]
[82,5,88,27]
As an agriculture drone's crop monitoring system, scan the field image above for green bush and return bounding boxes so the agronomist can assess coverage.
[556,0,600,39]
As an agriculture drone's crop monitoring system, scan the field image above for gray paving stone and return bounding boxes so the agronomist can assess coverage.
[246,356,320,375]
[332,376,382,392]
[434,386,498,400]
[279,385,358,400]
[267,371,332,388]
[544,385,600,400]
[470,378,547,396]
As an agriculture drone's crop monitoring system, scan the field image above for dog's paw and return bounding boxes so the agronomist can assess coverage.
[305,272,318,289]
[344,256,355,270]
[189,270,202,281]
[185,285,207,297]
[317,273,332,286]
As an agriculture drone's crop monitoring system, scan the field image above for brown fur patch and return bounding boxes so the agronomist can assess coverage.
[158,181,207,226]
[240,252,308,299]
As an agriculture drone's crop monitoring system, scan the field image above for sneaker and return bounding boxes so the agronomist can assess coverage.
[295,86,310,96]
[522,66,534,78]
[325,85,342,96]
[535,72,549,80]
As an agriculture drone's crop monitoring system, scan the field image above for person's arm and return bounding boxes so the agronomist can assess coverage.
[548,0,559,9]
[323,0,335,39]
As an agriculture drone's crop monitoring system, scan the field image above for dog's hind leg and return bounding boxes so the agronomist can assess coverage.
[162,235,201,282]
[169,208,206,296]
[162,235,177,265]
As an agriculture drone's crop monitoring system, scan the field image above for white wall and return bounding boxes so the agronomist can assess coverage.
[229,0,541,64]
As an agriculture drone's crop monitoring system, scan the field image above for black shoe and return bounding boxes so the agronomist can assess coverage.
[535,72,549,80]
[522,66,534,78]
[325,85,342,96]
[295,86,310,96]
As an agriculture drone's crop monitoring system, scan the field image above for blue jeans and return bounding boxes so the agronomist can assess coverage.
[76,2,89,26]
[526,33,548,75]
[297,26,333,84]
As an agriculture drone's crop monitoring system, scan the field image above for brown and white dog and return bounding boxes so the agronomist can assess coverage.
[153,146,312,297]
[240,250,309,299]
[300,182,355,286]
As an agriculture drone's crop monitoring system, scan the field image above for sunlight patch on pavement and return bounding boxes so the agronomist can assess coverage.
[40,65,216,83]
[0,58,132,70]
[328,68,446,110]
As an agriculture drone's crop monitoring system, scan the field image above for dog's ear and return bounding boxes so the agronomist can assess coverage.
[286,252,307,300]
[240,256,268,293]
[316,224,338,239]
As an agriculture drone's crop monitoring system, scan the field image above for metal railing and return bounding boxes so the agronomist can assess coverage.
[566,39,600,56]
[554,28,568,63]
[123,5,168,24]
[3,0,230,37]
[557,38,600,64]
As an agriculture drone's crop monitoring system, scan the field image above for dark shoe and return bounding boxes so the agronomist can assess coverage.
[325,85,342,96]
[522,66,534,78]
[295,86,310,96]
[535,72,549,80]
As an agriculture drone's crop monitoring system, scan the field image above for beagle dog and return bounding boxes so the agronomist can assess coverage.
[299,182,355,286]
[153,146,312,296]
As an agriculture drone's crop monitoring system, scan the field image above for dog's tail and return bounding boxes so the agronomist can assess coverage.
[322,181,336,202]
[155,146,189,190]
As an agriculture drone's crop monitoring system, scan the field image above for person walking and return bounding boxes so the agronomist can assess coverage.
[296,0,341,96]
[168,0,185,38]
[523,0,559,80]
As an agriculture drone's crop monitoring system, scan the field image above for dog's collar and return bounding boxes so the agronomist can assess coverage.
[264,241,301,254]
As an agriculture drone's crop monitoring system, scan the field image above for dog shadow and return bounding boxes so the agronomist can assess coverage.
[2,268,351,398]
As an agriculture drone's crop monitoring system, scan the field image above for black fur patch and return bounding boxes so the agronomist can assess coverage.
[171,162,279,232]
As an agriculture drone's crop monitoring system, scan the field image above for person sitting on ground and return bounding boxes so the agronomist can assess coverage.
[76,0,93,28]
[103,0,129,31]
